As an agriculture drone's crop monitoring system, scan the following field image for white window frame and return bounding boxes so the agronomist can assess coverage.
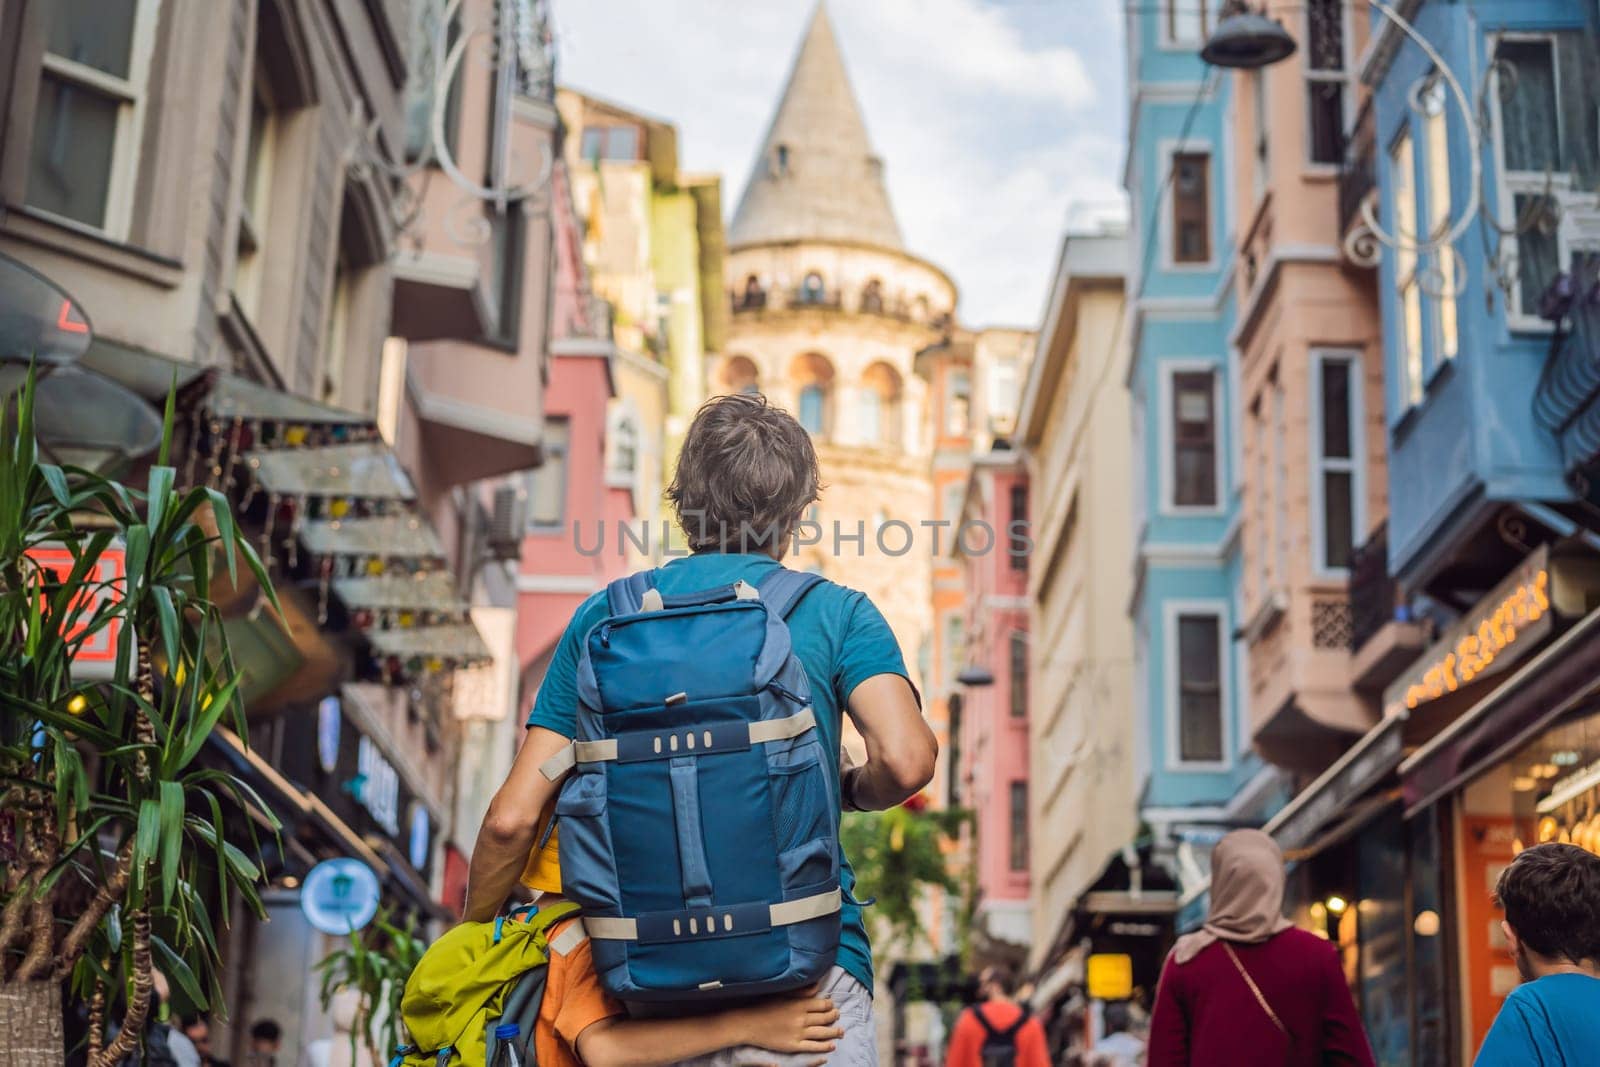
[232,68,278,322]
[1159,0,1211,49]
[1301,0,1353,172]
[31,0,163,239]
[1159,139,1218,272]
[1163,599,1233,773]
[1420,75,1459,365]
[1487,32,1571,332]
[1391,128,1425,410]
[1158,360,1225,516]
[1309,350,1366,580]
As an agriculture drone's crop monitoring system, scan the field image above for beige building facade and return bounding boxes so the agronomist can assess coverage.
[1018,223,1139,971]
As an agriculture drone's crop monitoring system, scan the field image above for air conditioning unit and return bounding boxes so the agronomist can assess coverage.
[485,485,526,562]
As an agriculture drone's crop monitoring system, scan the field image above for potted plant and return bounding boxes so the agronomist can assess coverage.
[0,375,279,1065]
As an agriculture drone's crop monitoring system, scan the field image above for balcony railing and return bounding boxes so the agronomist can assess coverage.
[1349,521,1396,654]
[1533,252,1600,460]
[1339,97,1377,240]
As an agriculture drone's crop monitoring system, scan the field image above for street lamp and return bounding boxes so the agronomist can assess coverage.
[956,665,996,688]
[1201,1,1297,69]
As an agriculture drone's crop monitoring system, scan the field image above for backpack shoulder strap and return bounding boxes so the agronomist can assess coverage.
[606,571,656,616]
[757,567,825,619]
[972,1005,1004,1039]
[1001,1004,1032,1038]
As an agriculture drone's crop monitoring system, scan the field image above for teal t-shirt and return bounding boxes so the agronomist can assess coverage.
[1475,973,1600,1066]
[528,552,915,995]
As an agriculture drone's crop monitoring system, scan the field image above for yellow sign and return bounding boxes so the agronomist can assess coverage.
[1086,953,1133,1000]
[1384,548,1552,717]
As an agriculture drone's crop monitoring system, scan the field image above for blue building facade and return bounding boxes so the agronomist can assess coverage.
[1371,0,1600,592]
[1123,4,1280,914]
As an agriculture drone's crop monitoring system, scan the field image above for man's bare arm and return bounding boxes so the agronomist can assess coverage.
[842,673,937,811]
[462,726,570,922]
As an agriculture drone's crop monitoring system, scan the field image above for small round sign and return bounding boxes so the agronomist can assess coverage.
[408,803,431,872]
[316,696,341,774]
[300,858,381,935]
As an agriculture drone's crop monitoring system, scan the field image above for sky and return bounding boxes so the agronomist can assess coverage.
[552,0,1130,330]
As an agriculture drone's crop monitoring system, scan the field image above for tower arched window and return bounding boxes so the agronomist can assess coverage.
[789,353,836,438]
[862,361,903,449]
[719,355,761,397]
[800,272,826,305]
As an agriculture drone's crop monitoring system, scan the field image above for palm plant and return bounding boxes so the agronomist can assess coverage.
[314,907,426,1063]
[0,372,279,1066]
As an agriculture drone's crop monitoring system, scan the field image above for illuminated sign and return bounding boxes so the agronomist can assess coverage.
[1086,953,1133,1000]
[1384,548,1551,717]
[25,541,129,682]
[355,735,400,837]
[300,858,381,935]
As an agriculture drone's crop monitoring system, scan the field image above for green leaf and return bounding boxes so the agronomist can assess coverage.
[203,488,239,589]
[151,933,208,1010]
[159,780,185,906]
[236,537,284,626]
[177,675,240,769]
[124,523,150,599]
[152,586,179,681]
[158,372,177,469]
[146,466,175,539]
[38,463,70,507]
[220,840,260,883]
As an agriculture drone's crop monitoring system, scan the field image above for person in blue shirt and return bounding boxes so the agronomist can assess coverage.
[1475,842,1600,1066]
[464,393,936,1065]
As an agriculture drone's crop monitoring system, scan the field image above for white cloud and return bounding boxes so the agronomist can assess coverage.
[552,0,1127,328]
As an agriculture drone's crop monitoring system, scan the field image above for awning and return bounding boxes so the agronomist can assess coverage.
[208,374,369,425]
[301,516,445,559]
[366,623,494,666]
[1264,711,1407,852]
[334,571,467,614]
[244,442,416,499]
[1401,605,1600,816]
[1080,891,1179,915]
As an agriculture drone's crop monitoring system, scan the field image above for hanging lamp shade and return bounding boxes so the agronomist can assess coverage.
[1201,6,1299,69]
[956,664,996,688]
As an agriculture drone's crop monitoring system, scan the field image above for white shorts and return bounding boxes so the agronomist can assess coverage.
[667,966,877,1067]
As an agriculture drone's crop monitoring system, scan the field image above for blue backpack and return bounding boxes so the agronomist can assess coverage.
[539,566,842,1002]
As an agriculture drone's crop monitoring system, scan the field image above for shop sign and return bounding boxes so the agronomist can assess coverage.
[25,541,130,682]
[355,735,400,836]
[1086,954,1133,1000]
[317,695,342,773]
[300,857,381,935]
[1384,548,1552,717]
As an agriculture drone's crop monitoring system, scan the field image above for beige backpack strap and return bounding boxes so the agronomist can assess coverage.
[1222,942,1289,1039]
[548,917,589,957]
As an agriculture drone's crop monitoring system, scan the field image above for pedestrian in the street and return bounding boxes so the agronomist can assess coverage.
[1087,1000,1145,1067]
[464,392,936,1065]
[244,1020,281,1067]
[179,1014,231,1067]
[943,965,1050,1067]
[1146,829,1375,1066]
[1474,842,1600,1065]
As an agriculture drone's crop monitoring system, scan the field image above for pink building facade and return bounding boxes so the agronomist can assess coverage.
[954,452,1032,955]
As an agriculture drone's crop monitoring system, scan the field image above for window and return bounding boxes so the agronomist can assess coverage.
[1171,152,1212,264]
[1490,37,1598,324]
[947,369,972,436]
[403,0,461,161]
[1009,484,1028,573]
[1421,79,1457,361]
[1305,0,1348,166]
[488,202,527,344]
[1392,130,1423,407]
[772,143,790,176]
[233,74,277,320]
[1314,354,1360,573]
[946,694,964,808]
[320,254,352,403]
[1166,0,1210,44]
[988,357,1020,435]
[1271,378,1287,583]
[1171,369,1218,508]
[859,389,881,444]
[1176,613,1225,764]
[527,418,569,529]
[1008,781,1028,871]
[799,272,826,305]
[799,385,826,434]
[1009,631,1027,718]
[609,412,638,478]
[580,125,640,163]
[860,278,884,313]
[26,0,159,235]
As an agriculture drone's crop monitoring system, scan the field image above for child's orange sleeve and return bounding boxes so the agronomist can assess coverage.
[537,919,626,1067]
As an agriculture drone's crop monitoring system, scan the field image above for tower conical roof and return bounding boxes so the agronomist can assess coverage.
[728,6,903,251]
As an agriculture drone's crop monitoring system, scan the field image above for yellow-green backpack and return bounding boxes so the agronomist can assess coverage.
[391,901,581,1066]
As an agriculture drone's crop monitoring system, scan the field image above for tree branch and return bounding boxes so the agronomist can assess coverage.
[54,841,135,980]
[91,909,151,1067]
[0,870,38,979]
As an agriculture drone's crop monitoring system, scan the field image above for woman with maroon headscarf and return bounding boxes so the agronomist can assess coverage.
[1146,830,1376,1067]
